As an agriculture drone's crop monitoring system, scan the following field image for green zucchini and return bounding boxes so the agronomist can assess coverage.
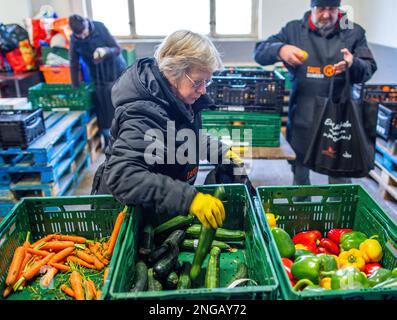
[182,239,232,252]
[164,229,185,247]
[177,262,192,289]
[226,262,248,287]
[148,268,163,291]
[139,224,154,256]
[130,260,148,292]
[153,244,180,279]
[166,271,179,289]
[205,246,221,288]
[154,215,195,236]
[190,186,225,282]
[186,225,246,242]
[147,243,170,265]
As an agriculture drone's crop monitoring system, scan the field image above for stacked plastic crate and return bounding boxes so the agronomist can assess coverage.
[363,84,397,201]
[203,67,285,147]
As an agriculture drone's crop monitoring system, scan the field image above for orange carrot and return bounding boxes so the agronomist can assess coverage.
[50,247,75,263]
[5,246,26,287]
[67,256,96,269]
[76,250,95,264]
[103,267,109,284]
[3,287,12,298]
[27,248,50,257]
[40,241,75,251]
[89,243,109,265]
[96,289,102,300]
[60,284,75,299]
[91,255,105,270]
[107,209,126,256]
[87,279,97,299]
[52,234,87,243]
[83,279,94,300]
[70,271,85,300]
[40,266,58,288]
[49,262,71,272]
[30,234,55,248]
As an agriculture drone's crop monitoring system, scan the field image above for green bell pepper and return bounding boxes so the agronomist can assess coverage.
[293,279,327,293]
[340,231,368,251]
[317,254,338,272]
[271,227,295,259]
[294,249,315,260]
[291,255,321,284]
[368,268,392,287]
[330,266,370,290]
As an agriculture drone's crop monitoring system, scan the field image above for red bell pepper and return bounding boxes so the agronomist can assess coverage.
[327,228,353,244]
[318,238,340,255]
[363,263,382,277]
[282,258,294,280]
[292,230,322,246]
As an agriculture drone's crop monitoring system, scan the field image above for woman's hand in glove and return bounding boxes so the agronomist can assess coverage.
[189,193,225,229]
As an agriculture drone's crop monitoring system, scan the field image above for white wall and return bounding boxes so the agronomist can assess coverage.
[0,0,31,25]
[353,0,397,48]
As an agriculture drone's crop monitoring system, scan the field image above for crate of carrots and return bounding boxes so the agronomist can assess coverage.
[0,195,130,300]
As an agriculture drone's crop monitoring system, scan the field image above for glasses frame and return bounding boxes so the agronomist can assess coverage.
[185,73,213,89]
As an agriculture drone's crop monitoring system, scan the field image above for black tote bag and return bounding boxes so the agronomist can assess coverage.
[303,71,378,178]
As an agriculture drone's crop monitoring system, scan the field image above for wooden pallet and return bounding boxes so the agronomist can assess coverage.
[86,129,102,164]
[369,160,397,202]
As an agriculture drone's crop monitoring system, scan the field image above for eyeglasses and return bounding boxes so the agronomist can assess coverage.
[185,73,213,89]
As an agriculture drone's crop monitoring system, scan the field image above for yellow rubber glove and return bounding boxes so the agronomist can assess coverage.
[189,192,225,229]
[225,149,243,165]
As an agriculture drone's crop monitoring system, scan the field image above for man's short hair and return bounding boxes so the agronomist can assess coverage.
[69,14,87,34]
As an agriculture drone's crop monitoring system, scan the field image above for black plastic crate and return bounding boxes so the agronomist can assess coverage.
[364,84,397,103]
[0,108,46,149]
[377,103,397,140]
[214,67,277,78]
[207,76,284,111]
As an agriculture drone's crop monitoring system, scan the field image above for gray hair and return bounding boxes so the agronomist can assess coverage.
[154,30,223,82]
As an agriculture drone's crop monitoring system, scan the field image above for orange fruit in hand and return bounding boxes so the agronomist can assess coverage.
[299,50,309,62]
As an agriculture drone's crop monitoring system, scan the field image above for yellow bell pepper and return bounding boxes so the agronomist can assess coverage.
[338,249,366,271]
[359,238,383,263]
[320,277,332,290]
[266,213,279,229]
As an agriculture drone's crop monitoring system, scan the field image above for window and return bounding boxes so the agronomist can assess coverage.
[86,0,258,38]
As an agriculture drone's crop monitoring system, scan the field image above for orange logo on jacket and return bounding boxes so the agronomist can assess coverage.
[323,65,335,77]
[187,166,199,180]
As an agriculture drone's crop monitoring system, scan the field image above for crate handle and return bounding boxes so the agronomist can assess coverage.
[378,113,388,121]
[25,116,42,129]
[230,84,247,89]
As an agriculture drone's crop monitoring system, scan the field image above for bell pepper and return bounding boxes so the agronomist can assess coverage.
[294,248,315,260]
[292,230,322,246]
[359,237,383,263]
[317,253,338,272]
[372,277,397,289]
[266,213,279,229]
[363,263,382,277]
[271,227,296,259]
[291,255,321,284]
[282,258,294,281]
[318,238,340,256]
[367,268,392,287]
[320,277,332,290]
[295,242,318,254]
[338,248,366,271]
[293,279,327,293]
[329,266,370,290]
[340,231,368,251]
[327,228,353,244]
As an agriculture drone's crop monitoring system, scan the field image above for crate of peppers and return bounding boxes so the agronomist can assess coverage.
[256,184,397,300]
[107,184,279,300]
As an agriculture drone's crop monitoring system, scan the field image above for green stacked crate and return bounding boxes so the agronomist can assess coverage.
[28,83,94,111]
[0,196,131,300]
[255,184,397,300]
[202,111,281,147]
[107,184,279,300]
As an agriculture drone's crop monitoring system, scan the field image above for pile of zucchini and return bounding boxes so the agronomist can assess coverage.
[129,214,249,292]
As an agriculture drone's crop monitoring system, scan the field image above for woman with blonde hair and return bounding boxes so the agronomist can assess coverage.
[92,30,246,228]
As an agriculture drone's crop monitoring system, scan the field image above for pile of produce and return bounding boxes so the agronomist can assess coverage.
[267,214,397,293]
[2,209,126,300]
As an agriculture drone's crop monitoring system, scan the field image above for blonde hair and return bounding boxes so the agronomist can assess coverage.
[154,30,223,82]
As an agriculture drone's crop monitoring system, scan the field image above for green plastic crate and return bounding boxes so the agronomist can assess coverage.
[202,111,281,147]
[108,184,279,300]
[255,184,397,300]
[28,83,94,111]
[0,195,131,300]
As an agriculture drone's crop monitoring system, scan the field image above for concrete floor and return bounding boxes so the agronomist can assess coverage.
[75,150,397,224]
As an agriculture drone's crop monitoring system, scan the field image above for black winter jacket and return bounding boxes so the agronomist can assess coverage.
[101,57,228,226]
